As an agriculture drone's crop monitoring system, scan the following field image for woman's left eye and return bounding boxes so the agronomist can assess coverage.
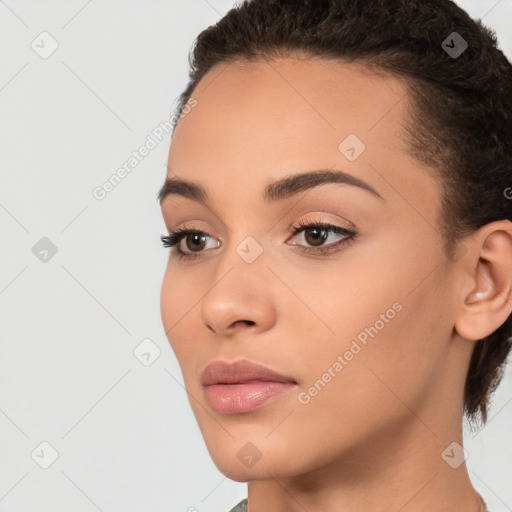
[160,221,358,261]
[287,221,358,256]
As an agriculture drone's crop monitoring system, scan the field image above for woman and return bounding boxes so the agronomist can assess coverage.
[158,0,512,510]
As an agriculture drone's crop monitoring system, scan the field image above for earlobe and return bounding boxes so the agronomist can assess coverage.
[455,220,512,341]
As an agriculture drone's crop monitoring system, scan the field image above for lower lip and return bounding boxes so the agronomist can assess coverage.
[204,381,297,414]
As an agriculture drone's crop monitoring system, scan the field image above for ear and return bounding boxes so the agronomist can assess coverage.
[455,220,512,341]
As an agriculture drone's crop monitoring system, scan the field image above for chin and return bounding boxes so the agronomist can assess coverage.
[210,455,277,482]
[204,439,304,482]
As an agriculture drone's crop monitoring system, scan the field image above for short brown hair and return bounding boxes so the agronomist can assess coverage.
[170,0,512,426]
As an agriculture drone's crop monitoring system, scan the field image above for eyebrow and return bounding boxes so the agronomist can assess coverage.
[157,168,384,207]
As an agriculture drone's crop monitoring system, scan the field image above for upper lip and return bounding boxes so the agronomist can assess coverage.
[201,359,297,386]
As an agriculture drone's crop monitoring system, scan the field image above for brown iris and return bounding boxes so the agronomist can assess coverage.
[185,233,207,252]
[303,226,328,247]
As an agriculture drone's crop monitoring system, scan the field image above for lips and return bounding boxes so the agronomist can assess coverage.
[201,359,298,414]
[201,359,297,386]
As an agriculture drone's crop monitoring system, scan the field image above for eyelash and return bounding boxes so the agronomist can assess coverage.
[160,220,358,261]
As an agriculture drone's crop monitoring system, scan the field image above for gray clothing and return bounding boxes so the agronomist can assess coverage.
[228,493,491,511]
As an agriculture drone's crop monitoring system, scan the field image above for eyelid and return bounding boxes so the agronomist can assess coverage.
[285,212,356,234]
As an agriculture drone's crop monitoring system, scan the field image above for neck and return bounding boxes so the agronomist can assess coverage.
[246,412,483,512]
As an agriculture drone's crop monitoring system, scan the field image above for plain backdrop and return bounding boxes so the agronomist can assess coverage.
[0,1,511,511]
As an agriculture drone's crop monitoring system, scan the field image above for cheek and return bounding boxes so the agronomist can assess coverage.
[274,243,397,348]
[285,238,446,410]
[271,298,442,471]
[160,262,204,328]
[160,268,175,338]
[160,264,219,385]
[160,267,194,358]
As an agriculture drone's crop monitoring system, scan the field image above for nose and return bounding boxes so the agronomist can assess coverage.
[200,255,277,338]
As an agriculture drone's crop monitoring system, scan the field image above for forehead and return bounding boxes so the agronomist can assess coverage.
[171,56,409,147]
[166,55,436,211]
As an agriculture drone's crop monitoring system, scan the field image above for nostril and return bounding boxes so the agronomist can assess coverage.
[233,320,255,327]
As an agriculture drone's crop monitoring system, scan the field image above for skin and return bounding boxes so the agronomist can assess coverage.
[159,55,512,512]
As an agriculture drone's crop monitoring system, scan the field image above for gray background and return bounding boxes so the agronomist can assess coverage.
[0,1,511,511]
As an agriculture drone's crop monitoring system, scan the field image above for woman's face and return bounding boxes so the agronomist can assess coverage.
[159,56,471,480]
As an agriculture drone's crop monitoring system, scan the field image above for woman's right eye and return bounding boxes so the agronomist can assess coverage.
[160,228,221,261]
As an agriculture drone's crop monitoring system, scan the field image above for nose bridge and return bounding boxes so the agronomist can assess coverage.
[216,212,269,273]
[199,229,276,335]
[211,229,268,297]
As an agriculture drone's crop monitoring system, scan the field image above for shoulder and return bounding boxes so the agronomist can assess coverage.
[228,497,248,512]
